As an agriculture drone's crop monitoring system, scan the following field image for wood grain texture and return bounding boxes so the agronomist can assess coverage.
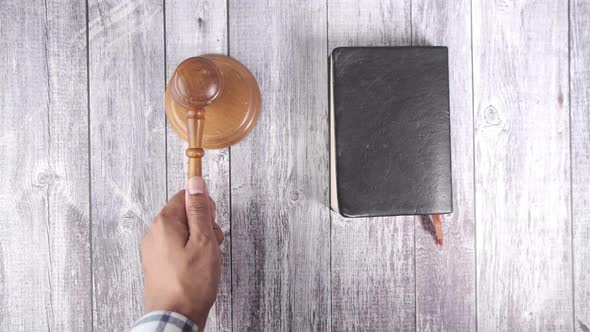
[412,0,476,330]
[473,0,573,330]
[165,1,231,330]
[229,0,331,330]
[2,1,589,330]
[328,0,416,330]
[571,0,590,330]
[0,0,91,331]
[88,0,166,330]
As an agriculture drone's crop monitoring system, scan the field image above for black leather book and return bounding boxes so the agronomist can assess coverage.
[329,47,452,218]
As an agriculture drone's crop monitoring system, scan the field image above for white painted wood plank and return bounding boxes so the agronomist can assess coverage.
[229,0,331,330]
[88,0,166,329]
[473,0,573,329]
[412,1,476,330]
[0,1,91,330]
[571,0,590,330]
[164,1,230,330]
[328,0,416,330]
[331,219,415,331]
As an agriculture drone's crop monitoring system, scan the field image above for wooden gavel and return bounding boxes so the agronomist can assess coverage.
[169,57,222,177]
[165,55,261,178]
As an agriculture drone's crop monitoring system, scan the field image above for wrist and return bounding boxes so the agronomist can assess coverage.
[132,311,199,332]
[146,300,209,330]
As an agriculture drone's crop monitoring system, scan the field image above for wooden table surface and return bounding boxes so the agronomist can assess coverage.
[1,0,589,331]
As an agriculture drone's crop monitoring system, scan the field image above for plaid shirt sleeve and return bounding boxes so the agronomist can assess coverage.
[130,311,198,332]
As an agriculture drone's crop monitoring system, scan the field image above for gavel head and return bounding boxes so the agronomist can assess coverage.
[169,56,223,109]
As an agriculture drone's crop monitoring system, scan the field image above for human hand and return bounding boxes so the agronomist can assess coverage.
[141,176,224,329]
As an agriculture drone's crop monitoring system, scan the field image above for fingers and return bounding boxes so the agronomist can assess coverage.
[208,197,224,244]
[209,197,216,223]
[185,177,215,244]
[144,190,191,250]
[158,190,187,226]
[212,222,224,245]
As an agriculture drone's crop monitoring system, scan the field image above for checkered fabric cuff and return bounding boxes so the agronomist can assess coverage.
[130,311,198,332]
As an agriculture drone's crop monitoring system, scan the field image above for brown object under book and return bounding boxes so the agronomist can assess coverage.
[166,55,261,177]
[432,214,444,246]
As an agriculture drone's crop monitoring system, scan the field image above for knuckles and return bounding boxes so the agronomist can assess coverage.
[158,209,173,222]
[186,196,211,218]
[190,231,212,247]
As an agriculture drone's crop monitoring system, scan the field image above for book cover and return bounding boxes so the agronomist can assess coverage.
[330,47,452,218]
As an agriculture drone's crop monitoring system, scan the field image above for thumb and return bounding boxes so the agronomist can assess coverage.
[185,176,214,241]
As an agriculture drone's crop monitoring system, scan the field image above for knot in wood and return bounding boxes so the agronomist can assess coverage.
[33,170,57,190]
[186,148,204,158]
[484,105,502,125]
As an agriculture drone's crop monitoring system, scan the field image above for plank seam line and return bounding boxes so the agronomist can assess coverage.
[470,0,478,330]
[42,0,56,328]
[226,0,233,330]
[567,0,576,328]
[163,0,168,201]
[410,2,418,330]
[85,0,94,329]
[325,0,333,330]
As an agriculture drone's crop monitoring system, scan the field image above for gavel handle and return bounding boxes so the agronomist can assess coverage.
[186,109,205,178]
